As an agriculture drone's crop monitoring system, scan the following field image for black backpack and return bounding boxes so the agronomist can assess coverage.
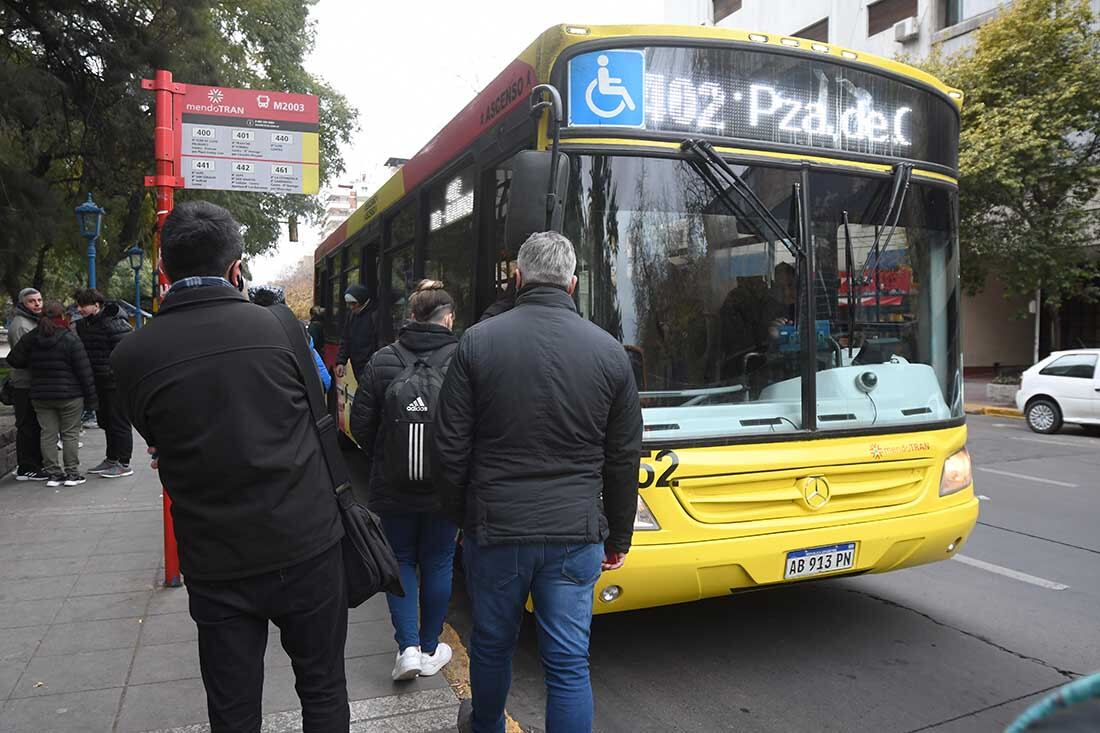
[382,342,457,489]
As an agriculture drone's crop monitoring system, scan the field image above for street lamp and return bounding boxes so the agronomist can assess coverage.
[74,193,105,288]
[127,245,144,329]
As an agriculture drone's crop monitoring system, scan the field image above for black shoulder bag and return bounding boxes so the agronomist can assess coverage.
[270,305,403,606]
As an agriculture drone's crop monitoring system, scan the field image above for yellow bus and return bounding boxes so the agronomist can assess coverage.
[314,24,977,614]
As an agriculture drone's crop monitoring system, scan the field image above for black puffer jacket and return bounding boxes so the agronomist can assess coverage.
[336,303,379,378]
[433,286,643,552]
[349,321,458,514]
[75,302,131,390]
[7,327,97,407]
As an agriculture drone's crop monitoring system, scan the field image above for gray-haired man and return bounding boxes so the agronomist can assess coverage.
[434,231,642,733]
[9,287,46,480]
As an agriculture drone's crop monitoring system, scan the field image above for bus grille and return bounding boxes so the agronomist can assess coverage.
[670,458,932,524]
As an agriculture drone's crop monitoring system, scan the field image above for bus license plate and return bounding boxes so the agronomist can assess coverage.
[785,542,856,579]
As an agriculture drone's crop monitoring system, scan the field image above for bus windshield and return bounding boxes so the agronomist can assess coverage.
[563,154,962,440]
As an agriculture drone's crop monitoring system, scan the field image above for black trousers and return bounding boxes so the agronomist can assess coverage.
[186,542,350,733]
[12,387,42,472]
[95,387,133,464]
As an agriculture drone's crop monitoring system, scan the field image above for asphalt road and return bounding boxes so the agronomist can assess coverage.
[440,415,1100,732]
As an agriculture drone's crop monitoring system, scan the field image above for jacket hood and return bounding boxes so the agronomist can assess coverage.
[397,321,457,352]
[85,301,121,323]
[33,327,69,347]
[14,303,38,321]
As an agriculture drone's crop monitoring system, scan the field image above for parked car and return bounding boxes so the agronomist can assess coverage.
[1016,349,1100,433]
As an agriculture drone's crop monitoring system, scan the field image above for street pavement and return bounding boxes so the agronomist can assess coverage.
[0,427,460,732]
[444,415,1099,732]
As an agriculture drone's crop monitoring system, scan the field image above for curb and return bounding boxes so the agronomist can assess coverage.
[964,404,1023,418]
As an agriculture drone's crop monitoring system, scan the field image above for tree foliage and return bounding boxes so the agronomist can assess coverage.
[0,0,356,304]
[921,0,1100,310]
[271,255,313,320]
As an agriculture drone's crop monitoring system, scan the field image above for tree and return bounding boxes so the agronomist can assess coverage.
[921,0,1100,340]
[271,256,314,320]
[0,1,356,304]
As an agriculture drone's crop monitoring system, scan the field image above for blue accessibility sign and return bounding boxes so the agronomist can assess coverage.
[568,49,646,128]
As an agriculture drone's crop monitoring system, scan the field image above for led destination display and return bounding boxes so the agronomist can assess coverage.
[566,46,959,169]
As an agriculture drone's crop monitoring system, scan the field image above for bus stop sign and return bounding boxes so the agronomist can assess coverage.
[179,84,320,194]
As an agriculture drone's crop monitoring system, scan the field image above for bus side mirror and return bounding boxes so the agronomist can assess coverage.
[504,150,570,253]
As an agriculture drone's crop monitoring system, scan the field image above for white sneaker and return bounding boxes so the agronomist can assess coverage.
[419,642,453,677]
[391,646,422,681]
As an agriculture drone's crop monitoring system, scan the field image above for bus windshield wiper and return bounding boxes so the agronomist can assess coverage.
[681,139,804,261]
[857,163,913,322]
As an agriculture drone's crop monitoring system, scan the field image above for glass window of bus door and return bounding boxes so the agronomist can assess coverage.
[425,164,476,334]
[485,163,514,316]
[328,257,342,335]
[562,154,807,441]
[809,171,962,429]
[385,204,417,341]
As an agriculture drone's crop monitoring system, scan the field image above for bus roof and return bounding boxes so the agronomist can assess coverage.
[314,23,962,263]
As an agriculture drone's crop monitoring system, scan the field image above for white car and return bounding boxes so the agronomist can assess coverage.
[1016,349,1100,433]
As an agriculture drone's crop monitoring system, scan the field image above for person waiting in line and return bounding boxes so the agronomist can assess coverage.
[308,305,326,357]
[434,232,643,733]
[334,283,377,381]
[73,288,134,478]
[7,301,97,487]
[111,201,350,731]
[350,279,459,681]
[249,285,331,393]
[7,287,46,480]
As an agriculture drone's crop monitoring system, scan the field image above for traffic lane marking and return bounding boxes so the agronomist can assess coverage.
[952,554,1070,591]
[1009,435,1095,448]
[975,466,1078,488]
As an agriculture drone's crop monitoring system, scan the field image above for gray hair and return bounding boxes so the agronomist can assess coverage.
[18,288,40,303]
[517,231,577,288]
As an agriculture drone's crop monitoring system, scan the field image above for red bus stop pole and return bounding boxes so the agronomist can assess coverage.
[143,69,184,587]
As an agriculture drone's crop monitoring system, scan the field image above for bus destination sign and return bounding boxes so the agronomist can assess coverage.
[566,46,958,169]
[179,84,320,194]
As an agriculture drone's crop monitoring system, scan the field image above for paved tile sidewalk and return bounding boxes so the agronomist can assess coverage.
[0,427,459,732]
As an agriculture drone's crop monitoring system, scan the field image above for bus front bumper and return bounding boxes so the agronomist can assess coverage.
[593,497,980,614]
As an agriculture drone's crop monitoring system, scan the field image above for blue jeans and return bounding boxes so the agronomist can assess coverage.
[464,540,603,733]
[378,512,458,654]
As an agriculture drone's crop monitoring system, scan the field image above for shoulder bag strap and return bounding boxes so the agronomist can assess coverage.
[271,304,352,493]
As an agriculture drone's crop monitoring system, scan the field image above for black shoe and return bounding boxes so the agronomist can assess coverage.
[63,474,86,487]
[16,469,49,481]
[46,474,66,487]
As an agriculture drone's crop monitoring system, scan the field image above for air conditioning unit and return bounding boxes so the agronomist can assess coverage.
[894,16,920,42]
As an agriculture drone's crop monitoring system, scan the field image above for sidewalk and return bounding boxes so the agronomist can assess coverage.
[0,427,459,732]
[963,378,1023,418]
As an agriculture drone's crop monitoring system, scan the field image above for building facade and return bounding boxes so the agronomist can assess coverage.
[664,0,1100,371]
[318,174,374,241]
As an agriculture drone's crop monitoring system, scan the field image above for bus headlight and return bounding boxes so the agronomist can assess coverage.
[939,447,972,496]
[634,495,660,530]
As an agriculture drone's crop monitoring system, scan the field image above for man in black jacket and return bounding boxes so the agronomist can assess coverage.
[74,288,133,478]
[334,283,377,381]
[434,231,642,733]
[110,201,349,732]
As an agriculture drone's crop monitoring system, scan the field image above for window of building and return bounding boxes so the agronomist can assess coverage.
[1039,354,1098,379]
[868,0,917,36]
[941,0,1002,29]
[712,0,742,24]
[794,18,829,43]
[425,164,476,333]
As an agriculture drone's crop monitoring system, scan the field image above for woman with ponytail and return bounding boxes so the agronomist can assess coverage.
[349,279,460,682]
[7,301,97,486]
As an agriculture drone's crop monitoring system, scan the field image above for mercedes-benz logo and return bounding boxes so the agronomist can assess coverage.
[797,476,831,510]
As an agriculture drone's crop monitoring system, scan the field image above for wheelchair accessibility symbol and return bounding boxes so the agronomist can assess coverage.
[568,49,645,128]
